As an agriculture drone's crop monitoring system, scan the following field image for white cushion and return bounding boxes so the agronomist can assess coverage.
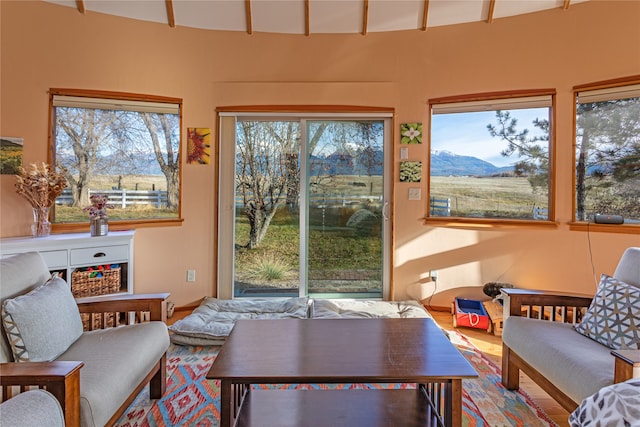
[1,275,83,362]
[168,297,310,344]
[312,299,431,319]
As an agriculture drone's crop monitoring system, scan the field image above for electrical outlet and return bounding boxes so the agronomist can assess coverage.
[187,269,196,282]
[430,270,438,281]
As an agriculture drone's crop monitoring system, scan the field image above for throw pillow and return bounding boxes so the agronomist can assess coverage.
[1,275,83,362]
[574,274,640,350]
[569,378,640,427]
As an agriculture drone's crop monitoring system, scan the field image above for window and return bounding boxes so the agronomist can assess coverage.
[50,89,182,228]
[428,90,554,223]
[217,109,392,300]
[574,77,640,227]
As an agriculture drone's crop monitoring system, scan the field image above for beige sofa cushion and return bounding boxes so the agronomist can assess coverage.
[0,389,65,427]
[0,252,52,363]
[57,322,169,427]
[503,316,615,403]
[2,275,83,362]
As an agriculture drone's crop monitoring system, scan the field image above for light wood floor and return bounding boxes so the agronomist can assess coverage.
[168,307,570,426]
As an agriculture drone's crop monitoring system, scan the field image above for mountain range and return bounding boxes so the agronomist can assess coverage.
[58,149,514,177]
[430,150,513,176]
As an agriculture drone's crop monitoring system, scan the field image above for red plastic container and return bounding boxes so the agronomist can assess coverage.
[453,298,490,331]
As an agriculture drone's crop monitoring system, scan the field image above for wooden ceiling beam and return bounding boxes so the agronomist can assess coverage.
[421,0,429,31]
[563,0,571,10]
[245,0,253,34]
[76,0,85,14]
[362,0,369,35]
[165,0,175,28]
[305,0,310,36]
[487,0,496,23]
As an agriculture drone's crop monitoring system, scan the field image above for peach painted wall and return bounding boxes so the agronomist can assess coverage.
[1,1,638,307]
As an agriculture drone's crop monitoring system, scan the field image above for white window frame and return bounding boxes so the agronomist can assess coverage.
[217,110,393,300]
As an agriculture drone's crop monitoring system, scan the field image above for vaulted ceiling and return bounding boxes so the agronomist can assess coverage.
[45,0,589,36]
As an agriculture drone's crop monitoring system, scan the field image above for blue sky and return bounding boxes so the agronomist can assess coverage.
[431,108,548,167]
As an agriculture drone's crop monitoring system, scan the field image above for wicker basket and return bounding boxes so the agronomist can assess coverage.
[71,267,121,298]
[81,312,117,330]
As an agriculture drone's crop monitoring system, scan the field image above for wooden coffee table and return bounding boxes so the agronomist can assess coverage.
[207,318,477,427]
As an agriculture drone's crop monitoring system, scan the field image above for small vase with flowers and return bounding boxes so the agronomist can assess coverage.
[85,194,114,237]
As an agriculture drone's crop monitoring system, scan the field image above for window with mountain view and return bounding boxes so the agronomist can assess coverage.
[428,91,554,222]
[50,90,182,227]
[217,111,392,300]
[574,78,640,226]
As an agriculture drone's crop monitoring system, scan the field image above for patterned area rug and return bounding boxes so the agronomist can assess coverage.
[116,329,558,427]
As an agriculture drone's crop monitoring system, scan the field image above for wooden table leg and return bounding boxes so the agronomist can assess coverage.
[447,379,463,427]
[220,379,232,427]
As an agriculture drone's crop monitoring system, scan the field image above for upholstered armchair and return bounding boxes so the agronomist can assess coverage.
[0,389,66,427]
[501,247,640,412]
[0,252,170,427]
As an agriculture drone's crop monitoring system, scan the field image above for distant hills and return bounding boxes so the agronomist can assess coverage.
[431,150,513,176]
[308,150,514,177]
[59,148,514,178]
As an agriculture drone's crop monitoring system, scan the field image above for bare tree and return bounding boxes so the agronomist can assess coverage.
[140,113,180,209]
[235,120,382,248]
[236,121,288,248]
[354,121,383,194]
[55,108,118,207]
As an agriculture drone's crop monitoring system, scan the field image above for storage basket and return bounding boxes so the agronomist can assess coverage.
[71,266,121,298]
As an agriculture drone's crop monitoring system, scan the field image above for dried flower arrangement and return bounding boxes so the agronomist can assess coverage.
[14,162,67,209]
[14,162,67,237]
[84,194,114,219]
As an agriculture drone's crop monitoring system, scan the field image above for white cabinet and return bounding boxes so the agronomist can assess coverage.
[1,231,135,295]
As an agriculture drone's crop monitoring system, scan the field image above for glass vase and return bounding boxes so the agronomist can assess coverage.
[32,207,51,237]
[90,217,109,237]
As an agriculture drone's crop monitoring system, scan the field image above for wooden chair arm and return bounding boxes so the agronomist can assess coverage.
[612,350,640,383]
[501,288,594,321]
[76,292,170,322]
[1,361,83,427]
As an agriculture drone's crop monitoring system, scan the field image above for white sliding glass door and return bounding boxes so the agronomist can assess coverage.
[218,112,391,300]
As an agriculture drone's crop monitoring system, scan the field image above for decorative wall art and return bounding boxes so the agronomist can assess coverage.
[400,161,422,182]
[0,137,24,174]
[400,123,422,144]
[187,128,211,165]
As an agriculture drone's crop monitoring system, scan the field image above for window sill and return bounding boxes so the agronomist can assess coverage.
[422,217,558,230]
[569,222,640,234]
[52,218,184,233]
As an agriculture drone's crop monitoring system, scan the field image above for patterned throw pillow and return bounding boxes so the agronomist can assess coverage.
[1,275,84,362]
[574,274,640,350]
[569,378,640,427]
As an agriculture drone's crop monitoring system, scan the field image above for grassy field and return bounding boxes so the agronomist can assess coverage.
[234,174,384,291]
[430,175,548,219]
[81,174,168,191]
[54,174,174,222]
[233,174,546,290]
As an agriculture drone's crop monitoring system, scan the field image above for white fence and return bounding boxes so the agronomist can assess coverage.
[430,197,451,216]
[533,206,549,220]
[57,189,168,208]
[235,194,383,209]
